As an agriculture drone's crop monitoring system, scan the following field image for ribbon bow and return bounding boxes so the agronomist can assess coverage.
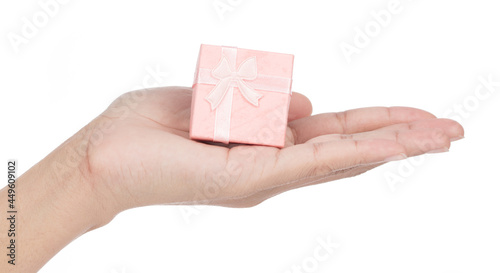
[205,56,262,110]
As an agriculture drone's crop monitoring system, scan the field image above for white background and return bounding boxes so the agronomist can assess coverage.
[1,0,499,272]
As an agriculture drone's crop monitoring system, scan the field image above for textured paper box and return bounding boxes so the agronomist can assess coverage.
[190,44,294,148]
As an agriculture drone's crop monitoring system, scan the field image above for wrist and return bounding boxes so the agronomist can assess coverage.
[0,122,118,272]
[47,120,120,230]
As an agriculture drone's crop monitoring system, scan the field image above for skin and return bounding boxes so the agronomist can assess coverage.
[0,87,464,272]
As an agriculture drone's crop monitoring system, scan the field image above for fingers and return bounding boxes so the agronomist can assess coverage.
[219,138,404,205]
[309,128,451,157]
[307,118,464,156]
[288,92,313,121]
[289,107,437,144]
[253,118,459,191]
[376,118,464,140]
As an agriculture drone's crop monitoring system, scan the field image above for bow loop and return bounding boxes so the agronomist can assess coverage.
[237,57,258,80]
[211,57,233,79]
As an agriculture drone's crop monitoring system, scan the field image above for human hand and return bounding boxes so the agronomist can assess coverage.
[0,86,464,272]
[81,86,464,216]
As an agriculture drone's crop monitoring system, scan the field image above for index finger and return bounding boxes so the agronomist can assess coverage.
[289,106,436,144]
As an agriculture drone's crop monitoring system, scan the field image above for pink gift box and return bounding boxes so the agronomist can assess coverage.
[189,44,294,148]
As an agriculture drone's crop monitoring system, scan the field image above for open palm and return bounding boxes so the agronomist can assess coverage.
[84,87,463,211]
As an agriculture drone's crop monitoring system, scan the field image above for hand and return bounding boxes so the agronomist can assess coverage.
[0,86,464,272]
[82,86,464,213]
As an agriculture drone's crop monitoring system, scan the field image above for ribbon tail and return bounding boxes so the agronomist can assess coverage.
[237,80,262,107]
[205,78,232,110]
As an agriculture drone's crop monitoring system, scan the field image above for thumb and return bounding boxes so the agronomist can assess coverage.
[288,92,313,122]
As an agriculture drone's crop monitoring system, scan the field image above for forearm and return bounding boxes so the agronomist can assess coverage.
[0,126,114,272]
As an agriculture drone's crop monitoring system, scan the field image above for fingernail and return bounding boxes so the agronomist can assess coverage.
[384,153,407,162]
[427,147,449,154]
[450,135,464,141]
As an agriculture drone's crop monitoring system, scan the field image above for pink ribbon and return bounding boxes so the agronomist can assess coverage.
[194,46,292,144]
